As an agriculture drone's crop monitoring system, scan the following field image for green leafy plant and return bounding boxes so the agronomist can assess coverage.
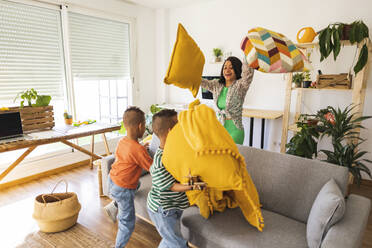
[35,95,51,107]
[286,119,319,159]
[146,104,164,134]
[14,88,51,108]
[286,105,372,185]
[318,21,370,74]
[292,73,305,87]
[14,88,37,107]
[316,106,370,144]
[213,48,223,58]
[322,141,372,185]
[150,104,163,114]
[304,71,311,81]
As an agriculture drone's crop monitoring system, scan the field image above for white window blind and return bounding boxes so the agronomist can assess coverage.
[0,0,65,101]
[68,12,130,80]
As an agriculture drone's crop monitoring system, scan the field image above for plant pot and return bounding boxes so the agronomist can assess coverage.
[64,118,73,125]
[302,81,312,88]
[341,24,352,40]
[214,57,222,63]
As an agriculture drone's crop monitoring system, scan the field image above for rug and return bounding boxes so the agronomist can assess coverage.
[16,224,114,248]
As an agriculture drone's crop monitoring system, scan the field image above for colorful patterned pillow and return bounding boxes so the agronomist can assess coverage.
[164,24,205,97]
[240,27,312,73]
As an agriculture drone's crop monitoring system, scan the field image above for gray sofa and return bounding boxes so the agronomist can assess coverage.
[101,145,371,248]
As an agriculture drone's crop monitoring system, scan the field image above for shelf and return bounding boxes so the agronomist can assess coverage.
[280,39,371,153]
[288,124,300,132]
[291,87,352,91]
[295,40,353,49]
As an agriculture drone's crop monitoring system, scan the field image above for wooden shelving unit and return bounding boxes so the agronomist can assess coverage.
[280,40,372,153]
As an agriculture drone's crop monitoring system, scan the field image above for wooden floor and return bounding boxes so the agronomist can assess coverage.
[0,165,371,248]
[0,165,161,248]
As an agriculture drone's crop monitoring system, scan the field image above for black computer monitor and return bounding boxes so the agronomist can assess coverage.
[0,112,23,139]
[201,76,220,100]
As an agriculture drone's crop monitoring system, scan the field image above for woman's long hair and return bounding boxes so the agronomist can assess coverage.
[219,56,243,86]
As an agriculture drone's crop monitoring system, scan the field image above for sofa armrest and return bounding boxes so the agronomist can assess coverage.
[101,154,116,197]
[321,194,371,248]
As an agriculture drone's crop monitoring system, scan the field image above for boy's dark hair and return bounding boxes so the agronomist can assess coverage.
[152,109,178,137]
[123,106,145,127]
[219,56,242,86]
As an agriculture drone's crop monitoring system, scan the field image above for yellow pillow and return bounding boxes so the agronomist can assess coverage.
[162,100,264,231]
[164,24,205,98]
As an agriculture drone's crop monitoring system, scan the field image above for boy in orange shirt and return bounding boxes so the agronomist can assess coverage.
[106,106,153,248]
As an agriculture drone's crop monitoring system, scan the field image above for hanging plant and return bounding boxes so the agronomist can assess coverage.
[318,21,370,74]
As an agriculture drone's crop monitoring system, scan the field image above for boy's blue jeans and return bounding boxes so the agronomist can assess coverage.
[147,206,188,248]
[109,177,136,248]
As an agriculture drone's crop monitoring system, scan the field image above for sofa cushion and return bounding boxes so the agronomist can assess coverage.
[164,23,205,98]
[134,173,152,220]
[181,206,307,248]
[307,178,345,248]
[101,155,116,197]
[237,146,349,223]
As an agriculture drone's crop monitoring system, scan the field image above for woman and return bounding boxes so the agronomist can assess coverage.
[201,56,254,144]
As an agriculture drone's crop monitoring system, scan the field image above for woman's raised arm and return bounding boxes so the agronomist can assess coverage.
[238,62,254,91]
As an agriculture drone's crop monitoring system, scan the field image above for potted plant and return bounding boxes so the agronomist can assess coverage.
[292,73,304,88]
[63,111,73,125]
[286,105,372,185]
[318,21,370,74]
[14,88,51,107]
[213,48,223,62]
[302,71,312,88]
[286,118,319,159]
[317,106,372,185]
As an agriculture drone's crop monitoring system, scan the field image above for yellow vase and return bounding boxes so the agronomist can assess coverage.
[297,27,317,43]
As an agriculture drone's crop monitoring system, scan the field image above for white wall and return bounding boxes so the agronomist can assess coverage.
[156,0,372,178]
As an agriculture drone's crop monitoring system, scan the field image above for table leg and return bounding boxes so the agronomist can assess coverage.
[249,117,254,147]
[261,119,265,149]
[0,146,37,182]
[90,135,94,169]
[97,160,104,196]
[101,133,111,156]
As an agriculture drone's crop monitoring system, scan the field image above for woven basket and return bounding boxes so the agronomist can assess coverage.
[33,180,81,233]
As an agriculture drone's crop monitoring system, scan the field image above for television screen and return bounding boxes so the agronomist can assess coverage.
[201,76,219,100]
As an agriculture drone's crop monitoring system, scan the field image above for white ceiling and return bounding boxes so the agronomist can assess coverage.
[121,0,213,9]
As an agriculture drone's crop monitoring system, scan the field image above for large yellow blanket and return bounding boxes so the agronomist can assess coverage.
[162,100,264,231]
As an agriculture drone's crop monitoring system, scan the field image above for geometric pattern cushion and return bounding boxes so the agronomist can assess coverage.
[240,27,312,73]
[164,23,205,97]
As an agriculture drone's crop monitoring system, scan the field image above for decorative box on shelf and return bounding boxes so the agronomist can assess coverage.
[0,105,55,133]
[316,73,352,89]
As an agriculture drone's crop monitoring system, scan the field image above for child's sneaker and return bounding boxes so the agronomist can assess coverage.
[103,201,118,223]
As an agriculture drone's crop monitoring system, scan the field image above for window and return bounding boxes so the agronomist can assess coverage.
[0,0,65,111]
[0,1,132,169]
[68,12,131,124]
